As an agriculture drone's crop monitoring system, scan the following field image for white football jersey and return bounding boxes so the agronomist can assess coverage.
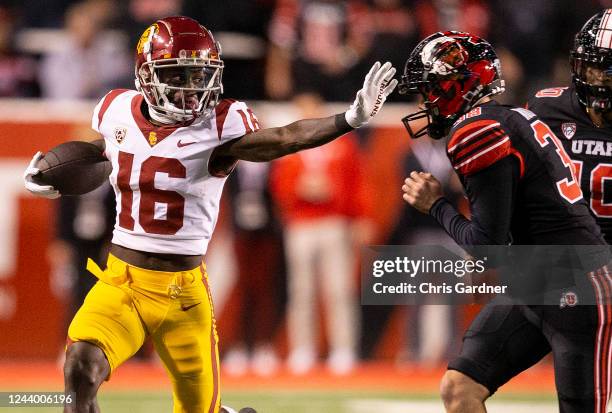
[92,89,260,255]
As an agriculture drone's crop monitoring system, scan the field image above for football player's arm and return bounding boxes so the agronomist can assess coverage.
[213,62,398,162]
[213,113,353,162]
[429,157,519,245]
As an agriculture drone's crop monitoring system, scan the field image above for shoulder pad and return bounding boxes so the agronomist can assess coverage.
[448,119,512,176]
[215,99,260,142]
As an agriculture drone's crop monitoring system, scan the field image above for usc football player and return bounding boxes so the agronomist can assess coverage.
[23,16,397,413]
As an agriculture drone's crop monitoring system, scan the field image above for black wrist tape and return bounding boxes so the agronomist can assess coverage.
[335,113,355,134]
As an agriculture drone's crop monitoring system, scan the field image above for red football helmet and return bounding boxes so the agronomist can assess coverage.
[135,16,224,122]
[398,31,505,139]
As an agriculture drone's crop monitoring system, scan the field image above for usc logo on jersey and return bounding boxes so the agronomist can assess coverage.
[148,132,157,146]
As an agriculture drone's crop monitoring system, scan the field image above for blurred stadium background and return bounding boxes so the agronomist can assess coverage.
[1,0,609,411]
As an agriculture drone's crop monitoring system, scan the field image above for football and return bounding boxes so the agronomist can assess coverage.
[33,141,112,196]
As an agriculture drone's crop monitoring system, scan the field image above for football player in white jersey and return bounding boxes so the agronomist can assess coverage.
[23,16,397,413]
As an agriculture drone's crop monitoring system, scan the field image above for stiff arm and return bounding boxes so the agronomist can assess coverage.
[212,61,397,163]
[211,113,352,162]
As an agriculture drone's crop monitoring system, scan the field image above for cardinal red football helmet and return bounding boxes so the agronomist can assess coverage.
[135,16,224,122]
[398,31,505,139]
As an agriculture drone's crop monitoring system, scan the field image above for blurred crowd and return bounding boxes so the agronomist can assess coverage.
[2,0,608,102]
[4,0,611,375]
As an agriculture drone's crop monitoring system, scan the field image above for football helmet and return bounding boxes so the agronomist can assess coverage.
[570,9,612,113]
[398,31,505,139]
[135,16,224,123]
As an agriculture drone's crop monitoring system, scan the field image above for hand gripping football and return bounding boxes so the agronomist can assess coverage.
[33,141,112,196]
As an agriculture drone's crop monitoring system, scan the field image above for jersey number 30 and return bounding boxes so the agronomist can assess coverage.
[531,120,583,204]
[572,161,612,217]
[117,151,186,235]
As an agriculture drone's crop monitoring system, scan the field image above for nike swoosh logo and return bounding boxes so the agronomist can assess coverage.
[181,302,201,311]
[177,140,197,147]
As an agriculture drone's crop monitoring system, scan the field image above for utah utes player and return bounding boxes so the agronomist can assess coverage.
[398,32,611,412]
[23,16,397,413]
[528,9,612,244]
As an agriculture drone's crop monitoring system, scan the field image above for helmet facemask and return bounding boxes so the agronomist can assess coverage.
[571,52,612,114]
[136,51,224,123]
[572,61,612,113]
[400,78,462,140]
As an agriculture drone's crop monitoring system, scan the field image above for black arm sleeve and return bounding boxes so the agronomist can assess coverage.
[429,156,520,246]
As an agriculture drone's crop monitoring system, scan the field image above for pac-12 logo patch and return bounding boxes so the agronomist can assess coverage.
[114,127,127,143]
[560,291,578,308]
[561,122,576,139]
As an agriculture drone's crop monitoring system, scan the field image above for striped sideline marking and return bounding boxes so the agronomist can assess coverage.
[347,399,557,413]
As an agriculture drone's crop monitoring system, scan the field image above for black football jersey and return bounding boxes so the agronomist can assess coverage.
[446,101,605,245]
[527,85,612,243]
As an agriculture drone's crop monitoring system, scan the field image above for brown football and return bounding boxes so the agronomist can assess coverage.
[33,141,112,196]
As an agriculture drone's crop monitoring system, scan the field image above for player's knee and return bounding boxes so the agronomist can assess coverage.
[64,342,109,387]
[440,370,488,410]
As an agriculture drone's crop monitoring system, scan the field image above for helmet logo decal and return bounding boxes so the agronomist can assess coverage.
[137,23,159,55]
[421,36,468,76]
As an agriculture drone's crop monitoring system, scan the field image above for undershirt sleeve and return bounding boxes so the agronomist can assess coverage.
[429,156,520,246]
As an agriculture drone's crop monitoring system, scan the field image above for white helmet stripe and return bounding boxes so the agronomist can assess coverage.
[145,25,156,62]
[596,9,612,49]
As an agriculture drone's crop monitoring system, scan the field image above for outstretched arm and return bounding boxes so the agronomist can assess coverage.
[213,113,353,162]
[213,62,398,162]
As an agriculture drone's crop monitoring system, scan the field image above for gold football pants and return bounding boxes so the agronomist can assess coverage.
[68,253,220,413]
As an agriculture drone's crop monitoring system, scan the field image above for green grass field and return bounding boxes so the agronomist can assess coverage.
[0,360,559,412]
[1,390,558,413]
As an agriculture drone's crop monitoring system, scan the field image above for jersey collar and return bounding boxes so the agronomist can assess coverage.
[131,94,194,146]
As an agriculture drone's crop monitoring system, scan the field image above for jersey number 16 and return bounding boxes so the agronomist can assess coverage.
[116,151,186,235]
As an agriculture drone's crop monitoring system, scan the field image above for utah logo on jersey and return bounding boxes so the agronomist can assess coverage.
[560,290,578,308]
[561,122,577,139]
[114,127,127,143]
